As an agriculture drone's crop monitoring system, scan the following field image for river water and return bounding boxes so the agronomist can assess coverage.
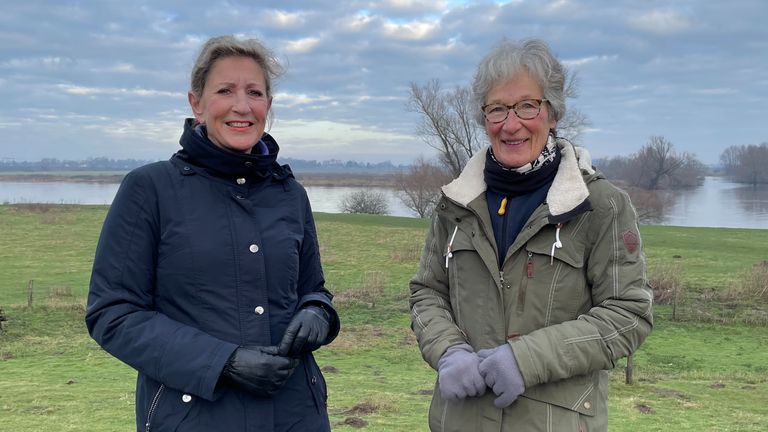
[1,176,766,229]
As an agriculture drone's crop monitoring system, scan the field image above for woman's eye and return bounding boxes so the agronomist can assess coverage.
[249,89,264,97]
[216,88,231,95]
[518,102,536,110]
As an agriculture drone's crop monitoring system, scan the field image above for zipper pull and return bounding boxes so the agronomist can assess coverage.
[527,252,534,278]
[497,196,508,216]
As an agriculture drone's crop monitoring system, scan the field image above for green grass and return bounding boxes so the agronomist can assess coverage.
[640,225,768,291]
[1,204,767,431]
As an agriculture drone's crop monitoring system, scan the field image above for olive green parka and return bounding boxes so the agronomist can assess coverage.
[410,139,653,432]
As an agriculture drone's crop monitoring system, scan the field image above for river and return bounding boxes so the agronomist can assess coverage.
[1,176,766,229]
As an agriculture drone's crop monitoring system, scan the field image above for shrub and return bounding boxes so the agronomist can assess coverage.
[339,190,389,215]
[649,261,684,319]
[735,261,768,303]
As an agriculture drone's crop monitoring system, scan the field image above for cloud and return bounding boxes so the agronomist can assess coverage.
[58,84,184,98]
[285,37,321,54]
[562,55,617,68]
[381,18,440,40]
[628,9,694,35]
[689,88,738,95]
[264,9,306,28]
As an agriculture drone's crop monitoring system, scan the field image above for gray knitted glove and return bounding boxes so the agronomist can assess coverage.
[437,343,487,400]
[477,343,525,408]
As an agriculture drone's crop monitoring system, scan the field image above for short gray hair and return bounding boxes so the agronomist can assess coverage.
[471,38,566,127]
[190,35,284,99]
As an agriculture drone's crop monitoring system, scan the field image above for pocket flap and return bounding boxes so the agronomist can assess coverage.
[522,373,596,416]
[526,232,584,268]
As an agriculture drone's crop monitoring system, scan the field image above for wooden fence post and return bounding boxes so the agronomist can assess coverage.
[625,354,634,385]
[27,279,34,308]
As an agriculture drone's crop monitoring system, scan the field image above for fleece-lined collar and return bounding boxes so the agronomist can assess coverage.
[442,138,596,223]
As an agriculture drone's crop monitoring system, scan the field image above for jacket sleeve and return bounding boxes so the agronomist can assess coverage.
[510,184,654,387]
[409,206,468,369]
[295,191,340,345]
[85,168,237,401]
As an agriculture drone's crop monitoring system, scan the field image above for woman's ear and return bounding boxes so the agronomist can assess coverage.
[188,91,204,122]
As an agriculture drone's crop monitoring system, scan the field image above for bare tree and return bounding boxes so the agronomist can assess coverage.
[339,190,390,215]
[394,157,453,218]
[407,80,484,177]
[597,136,705,190]
[720,143,768,186]
[556,72,592,143]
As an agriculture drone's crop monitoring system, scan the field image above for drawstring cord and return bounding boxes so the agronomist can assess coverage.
[445,226,459,268]
[550,223,563,265]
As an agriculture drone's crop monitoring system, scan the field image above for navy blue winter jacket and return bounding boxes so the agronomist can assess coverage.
[86,119,340,432]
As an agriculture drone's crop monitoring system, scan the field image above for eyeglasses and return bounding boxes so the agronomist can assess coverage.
[481,99,548,123]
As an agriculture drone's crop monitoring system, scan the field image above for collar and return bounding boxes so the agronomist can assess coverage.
[174,118,291,181]
[442,138,596,221]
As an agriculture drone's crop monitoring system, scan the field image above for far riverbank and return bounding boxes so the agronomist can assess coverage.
[0,172,397,188]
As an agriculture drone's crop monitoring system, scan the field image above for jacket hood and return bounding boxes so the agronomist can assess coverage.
[175,118,292,180]
[442,138,596,222]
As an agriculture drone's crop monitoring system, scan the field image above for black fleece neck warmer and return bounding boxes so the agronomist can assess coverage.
[483,145,561,197]
[176,118,281,180]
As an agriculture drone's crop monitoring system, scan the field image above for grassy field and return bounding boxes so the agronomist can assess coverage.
[1,204,767,431]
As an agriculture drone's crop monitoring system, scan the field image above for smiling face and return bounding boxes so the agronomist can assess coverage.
[188,56,272,153]
[484,71,556,168]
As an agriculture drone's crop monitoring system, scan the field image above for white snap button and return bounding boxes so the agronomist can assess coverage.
[255,306,264,315]
[249,244,259,253]
[236,178,246,185]
[584,401,591,410]
[182,394,192,403]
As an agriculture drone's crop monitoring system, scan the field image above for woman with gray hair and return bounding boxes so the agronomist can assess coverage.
[410,38,653,431]
[86,35,339,431]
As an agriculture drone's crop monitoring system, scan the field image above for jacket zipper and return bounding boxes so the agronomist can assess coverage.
[518,251,533,313]
[145,384,165,432]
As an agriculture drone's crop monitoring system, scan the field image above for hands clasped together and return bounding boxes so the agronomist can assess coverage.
[437,343,525,409]
[220,305,330,397]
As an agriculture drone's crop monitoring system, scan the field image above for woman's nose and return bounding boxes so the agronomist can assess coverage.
[232,91,249,113]
[501,112,522,132]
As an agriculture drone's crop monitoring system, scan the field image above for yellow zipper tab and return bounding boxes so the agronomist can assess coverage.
[497,196,508,216]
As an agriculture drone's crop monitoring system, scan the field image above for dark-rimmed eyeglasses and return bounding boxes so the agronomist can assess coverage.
[481,99,548,123]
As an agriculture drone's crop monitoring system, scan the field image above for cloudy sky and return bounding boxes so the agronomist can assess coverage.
[1,0,766,165]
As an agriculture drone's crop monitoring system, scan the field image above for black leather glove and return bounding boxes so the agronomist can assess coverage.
[220,346,299,397]
[278,305,331,357]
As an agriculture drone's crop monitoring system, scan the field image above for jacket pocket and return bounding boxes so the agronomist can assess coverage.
[523,232,589,326]
[304,355,328,414]
[522,371,598,417]
[138,376,195,432]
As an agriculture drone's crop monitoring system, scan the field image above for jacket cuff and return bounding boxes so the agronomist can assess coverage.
[508,338,540,388]
[199,341,239,401]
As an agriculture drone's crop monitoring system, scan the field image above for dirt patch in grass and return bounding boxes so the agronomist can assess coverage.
[635,404,653,414]
[653,388,691,401]
[342,402,379,415]
[339,417,368,428]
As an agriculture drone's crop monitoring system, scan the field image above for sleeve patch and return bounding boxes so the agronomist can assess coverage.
[622,230,639,254]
